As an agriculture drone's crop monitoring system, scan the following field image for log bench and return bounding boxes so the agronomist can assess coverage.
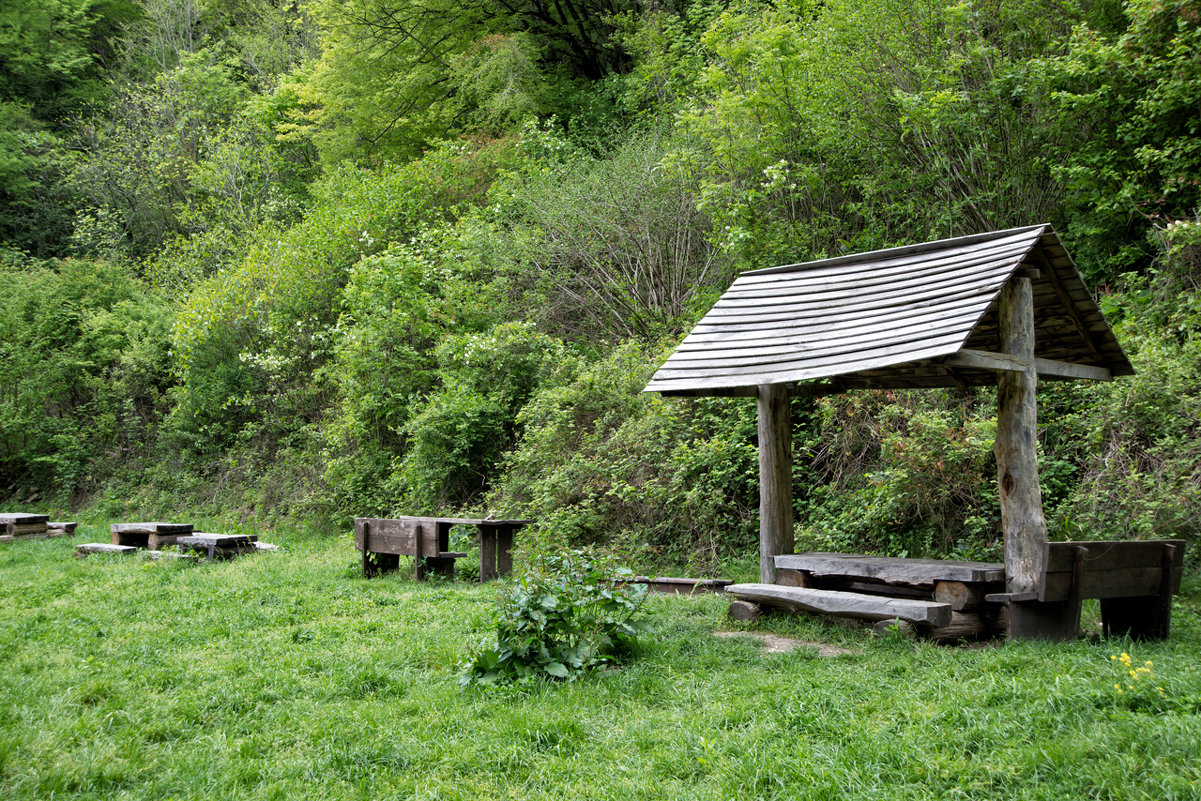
[1,513,49,537]
[986,539,1186,640]
[760,544,1186,642]
[111,522,194,550]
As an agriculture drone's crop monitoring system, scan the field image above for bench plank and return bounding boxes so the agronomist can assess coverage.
[774,552,1004,586]
[1045,539,1186,572]
[727,583,953,627]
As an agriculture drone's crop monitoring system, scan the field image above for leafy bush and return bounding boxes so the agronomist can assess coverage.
[462,549,648,685]
[397,321,571,512]
[0,258,173,501]
[491,341,760,571]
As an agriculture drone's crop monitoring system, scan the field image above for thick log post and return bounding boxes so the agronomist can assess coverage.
[757,383,793,583]
[995,276,1077,639]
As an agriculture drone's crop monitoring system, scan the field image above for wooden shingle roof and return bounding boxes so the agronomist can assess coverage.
[645,224,1133,397]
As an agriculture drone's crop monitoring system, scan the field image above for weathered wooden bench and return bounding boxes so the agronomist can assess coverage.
[111,522,194,550]
[355,517,467,580]
[354,516,531,581]
[1,513,49,537]
[986,539,1186,640]
[749,543,1186,641]
[176,533,257,559]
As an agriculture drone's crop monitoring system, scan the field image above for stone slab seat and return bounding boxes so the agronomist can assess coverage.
[726,583,954,628]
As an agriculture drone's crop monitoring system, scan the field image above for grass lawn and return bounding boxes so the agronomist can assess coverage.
[2,524,1199,800]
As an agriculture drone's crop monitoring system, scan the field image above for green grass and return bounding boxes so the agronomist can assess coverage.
[2,525,1200,800]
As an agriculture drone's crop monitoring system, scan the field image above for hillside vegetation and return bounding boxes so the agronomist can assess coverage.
[2,0,1200,572]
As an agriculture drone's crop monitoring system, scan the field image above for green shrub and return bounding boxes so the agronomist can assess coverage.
[462,549,649,685]
[491,340,760,571]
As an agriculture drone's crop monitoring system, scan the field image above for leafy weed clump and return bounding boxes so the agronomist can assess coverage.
[463,549,648,685]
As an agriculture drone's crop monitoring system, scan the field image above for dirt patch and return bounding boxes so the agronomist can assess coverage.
[713,630,855,656]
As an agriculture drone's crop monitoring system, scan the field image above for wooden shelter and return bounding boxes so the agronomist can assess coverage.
[644,224,1157,639]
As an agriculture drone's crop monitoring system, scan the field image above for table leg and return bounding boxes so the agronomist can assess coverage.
[479,529,497,582]
[496,526,514,577]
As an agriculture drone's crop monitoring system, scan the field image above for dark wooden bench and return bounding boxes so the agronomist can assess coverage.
[988,539,1186,640]
[354,517,467,580]
[176,534,257,559]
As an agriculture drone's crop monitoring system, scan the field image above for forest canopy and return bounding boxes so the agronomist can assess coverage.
[2,0,1199,572]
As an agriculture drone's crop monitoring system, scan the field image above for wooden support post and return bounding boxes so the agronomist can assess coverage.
[496,526,514,577]
[757,383,793,584]
[995,276,1073,639]
[479,529,497,582]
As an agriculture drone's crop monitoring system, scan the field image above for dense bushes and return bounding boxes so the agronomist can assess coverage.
[0,255,172,502]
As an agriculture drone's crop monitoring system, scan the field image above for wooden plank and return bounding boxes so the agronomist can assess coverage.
[944,350,1112,382]
[1041,567,1184,602]
[353,517,437,556]
[740,226,1045,281]
[757,384,793,583]
[773,553,1004,584]
[721,245,1033,301]
[704,264,1013,319]
[670,308,986,364]
[0,513,49,525]
[689,290,992,334]
[495,526,514,577]
[995,276,1048,602]
[685,294,993,345]
[75,543,137,556]
[650,331,970,383]
[1044,540,1186,572]
[726,583,953,627]
[479,529,497,582]
[6,523,48,536]
[110,522,194,534]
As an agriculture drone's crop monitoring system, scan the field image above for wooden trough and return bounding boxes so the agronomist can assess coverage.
[645,225,1182,641]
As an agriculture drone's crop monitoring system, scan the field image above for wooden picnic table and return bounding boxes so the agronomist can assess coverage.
[354,516,531,581]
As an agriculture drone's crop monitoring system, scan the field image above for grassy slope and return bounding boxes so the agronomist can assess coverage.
[1,526,1199,800]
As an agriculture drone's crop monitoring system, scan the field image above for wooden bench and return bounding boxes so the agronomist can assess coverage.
[1,513,48,537]
[176,534,257,559]
[111,522,194,550]
[355,517,467,580]
[987,539,1186,640]
[354,516,531,580]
